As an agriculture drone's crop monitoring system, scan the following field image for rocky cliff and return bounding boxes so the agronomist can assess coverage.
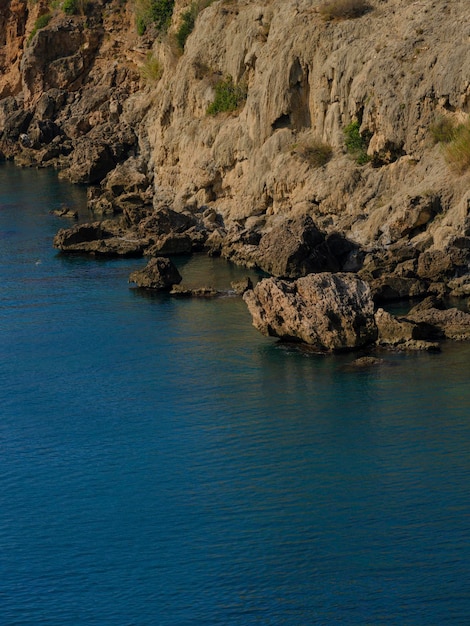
[1,0,469,304]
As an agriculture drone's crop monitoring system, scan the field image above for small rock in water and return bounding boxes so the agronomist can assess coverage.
[351,356,385,368]
[129,257,182,290]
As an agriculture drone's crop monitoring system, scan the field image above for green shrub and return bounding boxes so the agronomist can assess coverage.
[293,139,333,168]
[151,0,174,30]
[430,116,457,144]
[28,12,52,42]
[176,5,197,50]
[444,119,470,174]
[135,0,175,35]
[207,76,247,115]
[62,0,89,14]
[175,0,214,50]
[344,120,371,164]
[319,0,371,20]
[63,0,78,14]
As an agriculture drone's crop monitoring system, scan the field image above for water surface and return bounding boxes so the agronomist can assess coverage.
[1,163,469,625]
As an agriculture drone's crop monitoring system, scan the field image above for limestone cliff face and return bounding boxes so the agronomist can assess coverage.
[0,0,469,289]
[144,0,470,248]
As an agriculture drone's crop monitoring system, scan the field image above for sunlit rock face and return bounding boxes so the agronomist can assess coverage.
[243,272,377,351]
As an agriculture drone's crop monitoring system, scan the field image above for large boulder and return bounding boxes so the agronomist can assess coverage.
[243,272,377,351]
[255,215,337,278]
[129,257,182,290]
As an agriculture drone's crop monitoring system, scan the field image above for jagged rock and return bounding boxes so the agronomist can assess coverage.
[255,215,334,278]
[50,207,78,219]
[27,119,60,147]
[63,139,116,184]
[53,221,146,257]
[137,207,198,238]
[231,277,253,295]
[417,249,469,282]
[87,158,153,217]
[408,296,446,314]
[381,194,441,244]
[374,308,436,349]
[447,275,470,298]
[407,307,470,341]
[34,90,67,121]
[129,257,182,290]
[369,275,428,302]
[243,272,377,351]
[1,107,32,142]
[146,233,194,256]
[391,339,441,352]
[21,15,101,101]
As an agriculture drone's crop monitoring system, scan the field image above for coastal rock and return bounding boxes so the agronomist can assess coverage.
[255,215,335,278]
[349,356,385,368]
[447,275,470,298]
[243,272,377,351]
[62,138,116,185]
[129,257,182,290]
[137,207,198,239]
[407,307,470,341]
[374,307,439,351]
[146,233,194,256]
[21,15,101,102]
[50,206,78,220]
[2,0,470,315]
[230,277,253,295]
[53,221,146,257]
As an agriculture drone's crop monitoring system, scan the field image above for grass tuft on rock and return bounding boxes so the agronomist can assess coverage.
[293,139,333,168]
[444,118,470,174]
[319,0,371,20]
[140,52,162,83]
[430,116,457,144]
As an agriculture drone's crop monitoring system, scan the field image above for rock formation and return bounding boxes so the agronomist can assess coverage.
[1,0,470,349]
[129,257,182,290]
[243,272,377,351]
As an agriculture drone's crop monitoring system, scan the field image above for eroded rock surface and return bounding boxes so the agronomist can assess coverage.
[129,257,182,290]
[243,272,377,351]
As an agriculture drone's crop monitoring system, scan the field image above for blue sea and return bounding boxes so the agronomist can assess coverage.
[1,162,470,625]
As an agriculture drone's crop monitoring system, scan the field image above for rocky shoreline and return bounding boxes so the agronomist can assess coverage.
[1,0,469,354]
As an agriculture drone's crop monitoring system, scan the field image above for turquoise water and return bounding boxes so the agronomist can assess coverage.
[1,162,470,625]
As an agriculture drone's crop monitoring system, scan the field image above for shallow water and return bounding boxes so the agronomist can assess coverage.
[1,163,470,625]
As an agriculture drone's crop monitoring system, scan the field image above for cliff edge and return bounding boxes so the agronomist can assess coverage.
[1,0,469,304]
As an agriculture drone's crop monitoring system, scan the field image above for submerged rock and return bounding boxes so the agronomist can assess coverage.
[350,356,385,368]
[170,285,219,297]
[243,272,377,352]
